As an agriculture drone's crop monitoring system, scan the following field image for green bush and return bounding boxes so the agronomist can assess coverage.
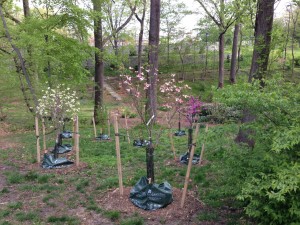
[213,76,300,224]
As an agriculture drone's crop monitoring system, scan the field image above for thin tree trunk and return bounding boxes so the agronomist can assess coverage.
[22,0,30,17]
[146,0,160,122]
[230,23,240,84]
[237,27,243,74]
[145,0,161,184]
[283,7,291,73]
[135,0,146,75]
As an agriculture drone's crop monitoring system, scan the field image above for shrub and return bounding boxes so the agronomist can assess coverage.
[213,76,300,224]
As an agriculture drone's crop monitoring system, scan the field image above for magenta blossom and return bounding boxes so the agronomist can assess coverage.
[185,96,202,127]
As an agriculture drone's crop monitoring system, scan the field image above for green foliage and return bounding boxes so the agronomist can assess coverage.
[213,76,300,224]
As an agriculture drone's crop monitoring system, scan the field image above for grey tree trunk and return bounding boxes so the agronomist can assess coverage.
[249,0,275,83]
[22,0,30,17]
[230,23,240,84]
[146,0,161,184]
[93,1,104,124]
[218,32,225,88]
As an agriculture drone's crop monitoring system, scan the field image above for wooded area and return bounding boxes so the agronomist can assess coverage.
[1,0,300,224]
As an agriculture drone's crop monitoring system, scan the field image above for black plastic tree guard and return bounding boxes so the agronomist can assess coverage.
[179,152,200,164]
[95,134,110,141]
[174,130,186,136]
[133,139,150,147]
[61,131,72,139]
[129,176,173,210]
[51,144,72,154]
[179,128,200,164]
[41,153,74,169]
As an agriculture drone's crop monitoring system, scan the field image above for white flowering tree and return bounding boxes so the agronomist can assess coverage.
[121,68,189,183]
[36,84,80,155]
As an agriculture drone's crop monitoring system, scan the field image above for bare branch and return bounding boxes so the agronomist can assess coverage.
[196,0,221,26]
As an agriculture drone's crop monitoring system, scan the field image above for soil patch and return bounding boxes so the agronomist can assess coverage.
[99,187,203,225]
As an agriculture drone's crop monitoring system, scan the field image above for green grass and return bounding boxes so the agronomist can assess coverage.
[15,211,39,222]
[47,215,80,224]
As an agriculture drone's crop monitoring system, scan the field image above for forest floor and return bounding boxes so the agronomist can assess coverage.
[0,77,247,225]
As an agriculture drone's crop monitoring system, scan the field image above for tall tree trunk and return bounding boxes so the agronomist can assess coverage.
[238,0,275,148]
[93,0,104,124]
[22,0,30,17]
[291,9,299,79]
[147,0,160,122]
[218,32,225,88]
[283,7,291,73]
[145,0,160,184]
[230,23,240,84]
[249,0,275,84]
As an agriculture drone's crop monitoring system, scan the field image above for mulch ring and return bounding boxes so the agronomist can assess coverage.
[98,187,203,225]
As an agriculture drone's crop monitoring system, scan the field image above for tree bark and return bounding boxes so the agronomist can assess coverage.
[145,0,160,184]
[93,0,104,124]
[22,0,30,17]
[146,0,160,122]
[218,32,225,88]
[249,0,275,83]
[230,23,240,84]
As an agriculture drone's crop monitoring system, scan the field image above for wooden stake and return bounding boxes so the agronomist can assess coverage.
[35,116,41,164]
[114,116,124,195]
[92,117,97,138]
[180,123,200,208]
[107,110,111,137]
[42,118,46,153]
[74,115,80,166]
[125,114,130,143]
[199,124,209,165]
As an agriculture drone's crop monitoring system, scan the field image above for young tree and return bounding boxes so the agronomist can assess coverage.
[196,0,237,88]
[249,0,275,83]
[160,0,189,69]
[144,0,161,182]
[103,0,136,56]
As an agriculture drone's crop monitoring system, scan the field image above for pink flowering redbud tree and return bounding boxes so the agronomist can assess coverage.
[183,96,202,155]
[121,68,190,183]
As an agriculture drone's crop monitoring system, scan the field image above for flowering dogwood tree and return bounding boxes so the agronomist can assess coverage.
[36,84,80,132]
[121,67,190,183]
